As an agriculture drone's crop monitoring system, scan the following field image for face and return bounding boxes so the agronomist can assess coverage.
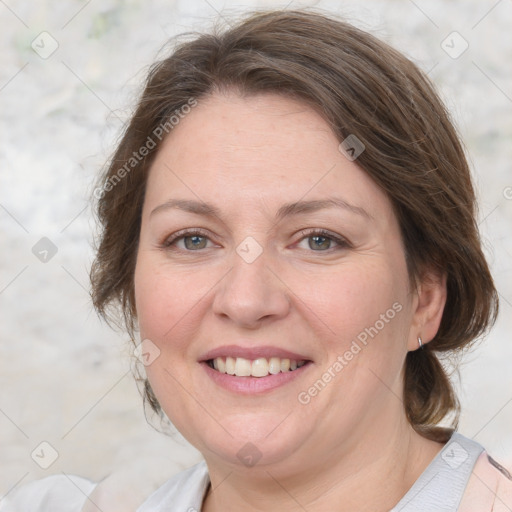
[134,91,419,472]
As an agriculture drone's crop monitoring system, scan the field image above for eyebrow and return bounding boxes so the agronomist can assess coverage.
[150,197,372,221]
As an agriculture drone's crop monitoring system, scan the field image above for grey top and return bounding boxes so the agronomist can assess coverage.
[0,432,484,511]
[390,432,484,511]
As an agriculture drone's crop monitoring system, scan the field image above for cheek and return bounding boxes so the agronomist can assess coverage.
[134,256,214,350]
[311,259,411,403]
[302,262,410,407]
[134,265,170,341]
[314,260,406,339]
[133,259,203,418]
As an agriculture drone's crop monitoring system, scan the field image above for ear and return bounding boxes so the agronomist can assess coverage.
[407,269,447,351]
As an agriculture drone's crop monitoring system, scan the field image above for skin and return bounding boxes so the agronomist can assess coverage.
[134,90,448,511]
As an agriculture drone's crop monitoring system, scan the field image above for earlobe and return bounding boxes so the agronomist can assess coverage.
[409,270,447,351]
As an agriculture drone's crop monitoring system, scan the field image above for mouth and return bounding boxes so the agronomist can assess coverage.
[199,345,313,394]
[206,356,310,377]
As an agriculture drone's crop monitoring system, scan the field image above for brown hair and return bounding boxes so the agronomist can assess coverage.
[90,9,498,439]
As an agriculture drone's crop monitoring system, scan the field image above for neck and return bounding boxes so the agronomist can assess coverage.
[201,417,445,512]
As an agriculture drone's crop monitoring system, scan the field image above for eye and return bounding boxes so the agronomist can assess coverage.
[296,229,350,252]
[162,229,215,251]
[161,228,349,253]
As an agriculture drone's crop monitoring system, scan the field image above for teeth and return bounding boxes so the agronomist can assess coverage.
[234,357,252,376]
[252,358,269,377]
[268,357,281,375]
[209,356,307,377]
[280,358,290,372]
[225,356,236,375]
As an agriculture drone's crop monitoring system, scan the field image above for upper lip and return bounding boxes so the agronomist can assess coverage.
[199,344,312,362]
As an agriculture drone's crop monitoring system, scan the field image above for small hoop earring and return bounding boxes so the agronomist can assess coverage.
[418,336,423,348]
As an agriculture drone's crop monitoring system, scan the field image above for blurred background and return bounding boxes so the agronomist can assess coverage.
[1,0,511,500]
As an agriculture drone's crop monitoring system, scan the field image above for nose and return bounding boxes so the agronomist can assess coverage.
[212,249,290,329]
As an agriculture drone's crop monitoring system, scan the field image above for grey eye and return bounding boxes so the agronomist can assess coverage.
[308,235,332,251]
[184,235,208,250]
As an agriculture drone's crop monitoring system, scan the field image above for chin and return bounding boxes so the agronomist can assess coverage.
[180,410,310,469]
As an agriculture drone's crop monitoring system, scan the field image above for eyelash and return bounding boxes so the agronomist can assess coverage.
[161,228,350,253]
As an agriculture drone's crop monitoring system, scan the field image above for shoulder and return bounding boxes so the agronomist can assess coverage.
[0,462,209,512]
[459,450,512,512]
[80,460,209,512]
[0,474,97,512]
[137,460,210,511]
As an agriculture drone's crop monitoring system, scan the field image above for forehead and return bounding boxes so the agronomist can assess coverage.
[162,91,336,167]
[143,91,392,222]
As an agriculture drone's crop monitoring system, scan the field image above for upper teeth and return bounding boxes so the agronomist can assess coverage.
[211,357,306,377]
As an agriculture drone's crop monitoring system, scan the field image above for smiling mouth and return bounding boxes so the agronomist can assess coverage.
[206,356,310,378]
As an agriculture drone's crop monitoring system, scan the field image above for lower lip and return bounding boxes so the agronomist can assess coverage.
[201,362,312,394]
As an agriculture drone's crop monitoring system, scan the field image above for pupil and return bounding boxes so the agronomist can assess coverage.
[185,236,206,250]
[311,236,329,250]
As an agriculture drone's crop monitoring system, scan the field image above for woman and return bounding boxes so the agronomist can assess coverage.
[3,9,511,512]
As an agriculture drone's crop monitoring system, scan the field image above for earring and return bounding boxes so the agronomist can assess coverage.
[418,336,423,348]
